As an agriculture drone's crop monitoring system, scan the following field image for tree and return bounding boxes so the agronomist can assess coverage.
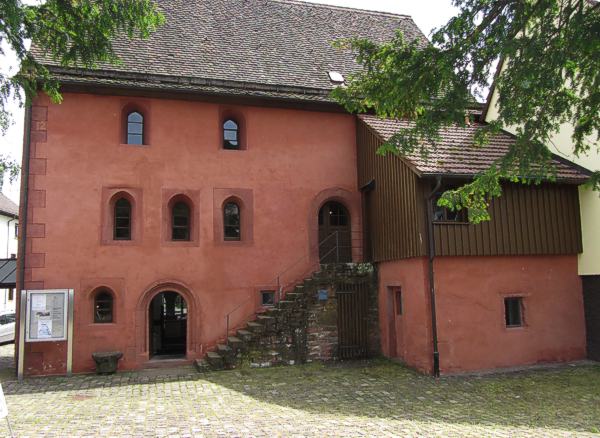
[0,0,164,180]
[333,0,600,222]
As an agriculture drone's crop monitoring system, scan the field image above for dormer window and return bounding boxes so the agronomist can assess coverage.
[127,111,144,145]
[223,119,239,150]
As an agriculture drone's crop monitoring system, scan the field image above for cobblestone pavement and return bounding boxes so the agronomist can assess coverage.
[0,343,14,382]
[0,344,598,438]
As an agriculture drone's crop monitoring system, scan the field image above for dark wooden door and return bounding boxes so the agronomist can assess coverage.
[149,292,187,357]
[319,201,352,264]
[337,279,369,360]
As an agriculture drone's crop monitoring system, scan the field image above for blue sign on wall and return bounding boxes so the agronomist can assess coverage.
[318,289,328,301]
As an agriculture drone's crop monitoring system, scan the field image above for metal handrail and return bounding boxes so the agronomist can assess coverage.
[223,229,364,344]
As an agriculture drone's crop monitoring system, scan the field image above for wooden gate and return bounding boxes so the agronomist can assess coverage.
[337,279,370,360]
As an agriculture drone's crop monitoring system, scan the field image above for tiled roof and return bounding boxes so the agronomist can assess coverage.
[32,0,427,102]
[0,193,18,217]
[359,114,590,182]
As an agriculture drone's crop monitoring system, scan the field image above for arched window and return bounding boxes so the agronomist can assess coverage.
[94,290,113,323]
[127,111,144,145]
[223,201,241,240]
[172,202,191,241]
[114,198,132,240]
[223,119,239,150]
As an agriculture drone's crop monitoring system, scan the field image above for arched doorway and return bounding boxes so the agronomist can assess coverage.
[318,201,352,264]
[149,291,187,358]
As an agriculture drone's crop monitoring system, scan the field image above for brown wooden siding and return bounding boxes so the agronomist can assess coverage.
[356,118,583,261]
[433,182,583,256]
[356,120,427,262]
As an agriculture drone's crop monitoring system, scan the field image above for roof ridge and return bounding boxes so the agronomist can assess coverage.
[267,0,413,19]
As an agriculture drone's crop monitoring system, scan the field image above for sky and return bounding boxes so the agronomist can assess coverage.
[0,0,458,205]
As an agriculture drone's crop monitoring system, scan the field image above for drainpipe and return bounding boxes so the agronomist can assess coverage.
[16,105,32,380]
[426,175,442,377]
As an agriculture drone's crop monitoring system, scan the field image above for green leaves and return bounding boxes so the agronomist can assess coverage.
[0,0,165,177]
[333,0,599,222]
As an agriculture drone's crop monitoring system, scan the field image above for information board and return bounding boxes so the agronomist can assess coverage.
[25,290,69,342]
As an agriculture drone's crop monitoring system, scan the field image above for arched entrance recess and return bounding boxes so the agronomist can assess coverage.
[149,291,187,358]
[318,201,352,263]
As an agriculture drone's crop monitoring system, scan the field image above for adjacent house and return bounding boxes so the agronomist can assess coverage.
[17,0,591,376]
[0,193,18,312]
[358,115,588,373]
[484,57,600,361]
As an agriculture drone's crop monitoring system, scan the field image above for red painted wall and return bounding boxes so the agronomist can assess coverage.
[378,258,433,374]
[435,255,586,374]
[379,255,586,375]
[21,93,361,375]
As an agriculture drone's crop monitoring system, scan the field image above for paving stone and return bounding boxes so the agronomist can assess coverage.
[0,344,598,437]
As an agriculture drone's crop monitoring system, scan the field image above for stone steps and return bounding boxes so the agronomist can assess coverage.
[237,329,253,342]
[199,264,370,373]
[199,272,317,371]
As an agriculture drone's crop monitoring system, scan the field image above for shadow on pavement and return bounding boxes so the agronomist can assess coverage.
[0,343,15,383]
[2,357,600,434]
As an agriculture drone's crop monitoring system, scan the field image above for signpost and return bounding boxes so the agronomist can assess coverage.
[17,289,74,380]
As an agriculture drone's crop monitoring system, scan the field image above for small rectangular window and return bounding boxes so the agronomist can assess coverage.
[261,290,275,306]
[395,289,403,316]
[431,184,469,223]
[14,224,18,239]
[505,297,523,327]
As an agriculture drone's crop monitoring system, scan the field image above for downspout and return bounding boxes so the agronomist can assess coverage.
[426,175,442,377]
[16,105,32,380]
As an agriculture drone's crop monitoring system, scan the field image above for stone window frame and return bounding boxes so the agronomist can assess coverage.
[219,107,248,151]
[84,281,123,326]
[500,292,530,330]
[260,290,276,307]
[213,188,253,245]
[101,187,143,246]
[120,101,152,146]
[161,190,201,247]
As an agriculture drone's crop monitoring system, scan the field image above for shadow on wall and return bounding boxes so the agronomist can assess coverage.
[2,358,600,435]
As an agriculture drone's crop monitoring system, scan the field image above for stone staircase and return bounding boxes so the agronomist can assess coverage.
[194,263,378,372]
[194,264,376,372]
[194,280,313,372]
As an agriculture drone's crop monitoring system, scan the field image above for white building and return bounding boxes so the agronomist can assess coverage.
[0,193,18,312]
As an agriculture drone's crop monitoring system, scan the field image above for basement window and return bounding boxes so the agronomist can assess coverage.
[261,290,275,306]
[504,297,523,327]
